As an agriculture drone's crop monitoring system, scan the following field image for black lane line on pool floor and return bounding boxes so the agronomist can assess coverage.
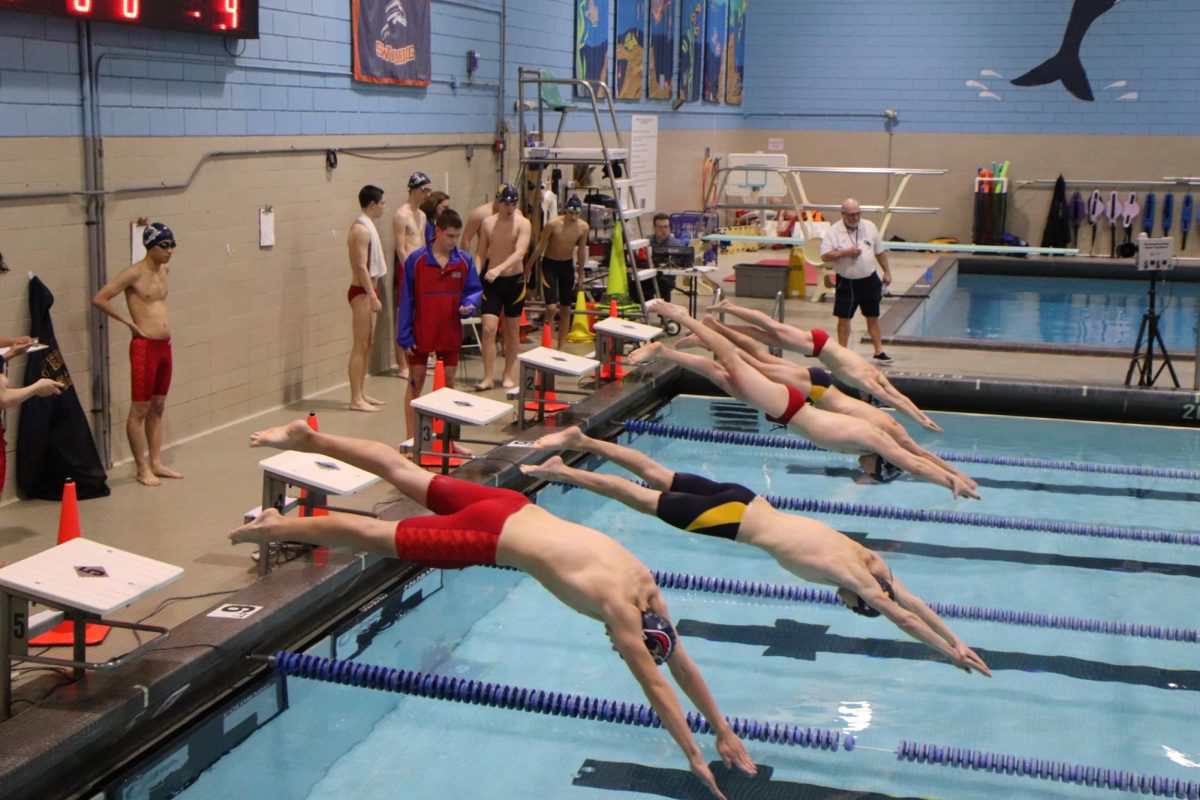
[676,619,1198,692]
[842,530,1200,579]
[573,759,925,800]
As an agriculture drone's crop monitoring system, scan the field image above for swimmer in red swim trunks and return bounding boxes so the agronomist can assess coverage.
[347,185,389,412]
[92,222,184,486]
[639,301,978,499]
[230,420,758,799]
[522,427,990,676]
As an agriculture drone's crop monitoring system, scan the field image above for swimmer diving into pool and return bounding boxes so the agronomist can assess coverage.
[522,427,991,677]
[640,301,978,499]
[230,420,757,799]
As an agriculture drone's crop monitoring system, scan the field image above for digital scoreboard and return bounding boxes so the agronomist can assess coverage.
[2,1,259,38]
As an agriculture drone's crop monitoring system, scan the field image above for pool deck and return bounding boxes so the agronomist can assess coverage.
[2,248,1199,797]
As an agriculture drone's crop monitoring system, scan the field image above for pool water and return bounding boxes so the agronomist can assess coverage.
[166,397,1200,800]
[915,273,1200,350]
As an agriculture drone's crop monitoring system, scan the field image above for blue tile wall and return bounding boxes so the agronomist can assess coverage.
[6,1,1190,138]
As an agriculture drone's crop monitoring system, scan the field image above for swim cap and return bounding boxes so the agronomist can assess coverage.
[142,222,175,249]
[408,171,431,190]
[641,610,677,665]
[870,455,903,483]
[496,183,519,203]
[849,576,897,618]
[565,195,583,212]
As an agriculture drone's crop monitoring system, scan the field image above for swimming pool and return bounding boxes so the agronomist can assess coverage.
[885,258,1200,357]
[125,396,1200,799]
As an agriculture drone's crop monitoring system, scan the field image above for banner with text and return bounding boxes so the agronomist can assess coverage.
[353,0,431,86]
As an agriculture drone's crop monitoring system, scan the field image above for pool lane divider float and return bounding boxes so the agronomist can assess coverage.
[647,569,1198,644]
[268,650,1200,798]
[622,420,1200,482]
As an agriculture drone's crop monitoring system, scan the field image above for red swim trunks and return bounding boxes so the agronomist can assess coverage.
[393,475,530,569]
[809,328,829,357]
[347,284,380,304]
[766,383,807,426]
[130,337,172,402]
[406,347,460,368]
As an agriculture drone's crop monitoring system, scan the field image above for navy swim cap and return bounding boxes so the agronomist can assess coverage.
[641,611,677,665]
[142,222,175,250]
[565,195,583,212]
[496,183,519,203]
[849,576,897,618]
[871,455,903,483]
[408,171,431,190]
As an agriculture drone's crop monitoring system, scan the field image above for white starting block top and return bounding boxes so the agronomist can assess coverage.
[593,316,664,342]
[258,450,381,496]
[518,347,600,377]
[0,538,183,616]
[411,386,512,426]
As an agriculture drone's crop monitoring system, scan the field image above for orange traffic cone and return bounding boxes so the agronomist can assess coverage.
[30,479,111,646]
[420,358,466,469]
[526,325,568,413]
[600,299,627,381]
[299,411,328,518]
[518,308,532,343]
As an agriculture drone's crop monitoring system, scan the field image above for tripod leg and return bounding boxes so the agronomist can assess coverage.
[1149,323,1181,387]
[1125,313,1152,386]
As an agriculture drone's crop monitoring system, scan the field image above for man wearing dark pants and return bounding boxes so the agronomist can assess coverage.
[819,198,893,363]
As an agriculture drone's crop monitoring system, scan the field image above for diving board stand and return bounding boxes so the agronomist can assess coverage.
[256,450,381,575]
[592,316,664,384]
[411,387,512,475]
[517,347,600,428]
[1,538,183,720]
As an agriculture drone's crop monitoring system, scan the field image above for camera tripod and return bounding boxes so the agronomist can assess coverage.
[1124,271,1179,388]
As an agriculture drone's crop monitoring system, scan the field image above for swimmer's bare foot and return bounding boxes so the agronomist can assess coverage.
[473,380,495,392]
[519,454,567,480]
[136,468,161,487]
[151,464,183,480]
[675,333,705,351]
[532,425,586,451]
[349,400,382,412]
[502,378,517,391]
[628,341,663,365]
[229,507,287,546]
[250,420,315,451]
[364,396,386,406]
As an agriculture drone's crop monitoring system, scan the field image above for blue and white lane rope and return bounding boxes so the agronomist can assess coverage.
[270,650,1200,798]
[623,420,1200,481]
[647,569,1199,643]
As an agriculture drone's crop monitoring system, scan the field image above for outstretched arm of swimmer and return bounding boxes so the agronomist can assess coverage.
[91,266,147,337]
[608,606,755,799]
[887,576,991,676]
[843,571,991,676]
[817,341,942,433]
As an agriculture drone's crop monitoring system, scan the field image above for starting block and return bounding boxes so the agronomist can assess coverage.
[592,316,664,384]
[1,538,183,719]
[516,347,600,428]
[411,387,512,474]
[255,450,381,575]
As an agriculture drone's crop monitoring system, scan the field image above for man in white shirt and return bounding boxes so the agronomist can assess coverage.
[819,198,893,363]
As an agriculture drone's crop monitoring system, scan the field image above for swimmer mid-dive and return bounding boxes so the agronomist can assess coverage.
[522,427,991,677]
[640,301,978,499]
[678,314,978,492]
[230,421,756,799]
[711,300,943,433]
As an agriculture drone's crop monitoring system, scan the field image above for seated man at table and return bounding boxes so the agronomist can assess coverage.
[230,420,757,800]
[646,212,683,301]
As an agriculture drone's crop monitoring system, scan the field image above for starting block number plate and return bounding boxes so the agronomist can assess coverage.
[208,604,264,620]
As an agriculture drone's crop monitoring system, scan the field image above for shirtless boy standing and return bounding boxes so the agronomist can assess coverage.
[475,184,532,393]
[392,171,433,381]
[347,185,388,412]
[92,222,183,486]
[525,195,590,348]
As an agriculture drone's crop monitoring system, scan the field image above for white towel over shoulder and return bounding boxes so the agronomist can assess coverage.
[356,214,388,279]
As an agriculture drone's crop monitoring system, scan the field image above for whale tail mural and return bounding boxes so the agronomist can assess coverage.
[1010,0,1121,101]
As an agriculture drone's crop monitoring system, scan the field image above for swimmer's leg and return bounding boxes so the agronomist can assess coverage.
[230,507,398,555]
[250,420,435,505]
[534,426,676,490]
[521,455,660,515]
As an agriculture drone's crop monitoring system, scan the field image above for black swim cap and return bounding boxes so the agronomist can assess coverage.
[408,171,431,190]
[565,195,583,212]
[496,183,519,203]
[849,576,897,618]
[641,611,677,665]
[142,222,175,249]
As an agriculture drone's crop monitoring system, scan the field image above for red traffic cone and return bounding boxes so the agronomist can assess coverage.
[30,478,111,646]
[56,477,80,544]
[518,308,532,343]
[299,412,328,518]
[419,359,467,469]
[541,323,553,348]
[609,298,618,318]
